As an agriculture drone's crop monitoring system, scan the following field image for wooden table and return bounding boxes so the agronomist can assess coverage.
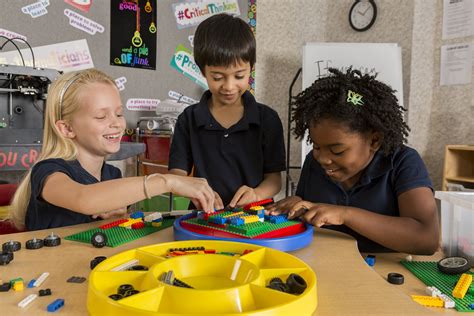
[0,221,457,315]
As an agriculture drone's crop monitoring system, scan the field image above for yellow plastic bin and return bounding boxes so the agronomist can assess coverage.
[88,240,318,315]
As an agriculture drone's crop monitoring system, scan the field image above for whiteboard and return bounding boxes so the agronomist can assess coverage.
[300,42,404,164]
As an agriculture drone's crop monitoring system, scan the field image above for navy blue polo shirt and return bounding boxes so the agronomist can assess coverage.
[169,90,286,205]
[296,145,433,252]
[26,158,122,231]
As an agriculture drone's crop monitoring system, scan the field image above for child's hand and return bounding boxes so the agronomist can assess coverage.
[165,174,215,212]
[92,208,127,220]
[291,201,347,227]
[229,185,258,208]
[266,196,302,215]
[213,191,224,210]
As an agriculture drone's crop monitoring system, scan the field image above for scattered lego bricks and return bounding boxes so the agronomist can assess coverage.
[401,260,474,312]
[108,284,140,300]
[67,276,86,283]
[452,273,472,299]
[65,218,174,247]
[47,298,64,312]
[266,273,307,295]
[165,247,251,258]
[411,295,444,308]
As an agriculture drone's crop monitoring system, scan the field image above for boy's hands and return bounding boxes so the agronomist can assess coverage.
[290,201,349,227]
[229,185,259,208]
[266,196,302,215]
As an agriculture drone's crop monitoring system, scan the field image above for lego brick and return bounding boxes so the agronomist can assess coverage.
[99,219,129,230]
[47,298,64,312]
[129,211,144,219]
[33,272,49,287]
[243,198,273,210]
[18,294,38,308]
[411,295,444,307]
[452,273,472,299]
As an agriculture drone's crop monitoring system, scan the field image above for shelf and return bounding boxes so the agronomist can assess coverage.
[442,145,474,191]
[445,176,474,184]
[446,145,474,152]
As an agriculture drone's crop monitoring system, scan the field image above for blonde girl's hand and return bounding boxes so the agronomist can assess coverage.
[92,208,127,220]
[164,174,215,212]
[291,201,348,227]
[265,196,303,215]
[229,185,259,208]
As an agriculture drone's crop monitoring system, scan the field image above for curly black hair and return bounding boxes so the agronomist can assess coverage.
[291,68,409,155]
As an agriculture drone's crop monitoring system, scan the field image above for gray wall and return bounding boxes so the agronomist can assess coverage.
[256,0,473,191]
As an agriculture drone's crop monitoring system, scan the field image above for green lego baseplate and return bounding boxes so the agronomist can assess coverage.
[183,216,302,238]
[401,260,474,312]
[64,218,174,247]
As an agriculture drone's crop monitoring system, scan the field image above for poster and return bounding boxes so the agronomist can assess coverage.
[110,0,157,70]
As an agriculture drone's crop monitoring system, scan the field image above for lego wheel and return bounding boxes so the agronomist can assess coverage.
[91,232,108,248]
[87,240,317,315]
[437,256,470,275]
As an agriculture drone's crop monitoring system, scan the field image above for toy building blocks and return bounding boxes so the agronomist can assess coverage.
[67,276,86,283]
[47,298,64,312]
[99,219,129,229]
[18,294,38,308]
[243,198,274,210]
[131,222,145,229]
[0,282,11,292]
[2,240,21,252]
[437,256,470,275]
[39,289,52,296]
[365,255,376,267]
[387,272,404,285]
[452,273,472,299]
[25,238,43,249]
[118,218,142,228]
[91,232,108,248]
[266,274,307,295]
[0,251,13,265]
[27,279,36,288]
[33,272,49,287]
[43,233,61,247]
[144,212,162,222]
[129,211,144,219]
[111,259,139,271]
[411,295,444,308]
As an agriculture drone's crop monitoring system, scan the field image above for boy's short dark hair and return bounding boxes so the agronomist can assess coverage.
[194,13,256,73]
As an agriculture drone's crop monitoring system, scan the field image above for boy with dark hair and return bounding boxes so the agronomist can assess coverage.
[169,13,285,210]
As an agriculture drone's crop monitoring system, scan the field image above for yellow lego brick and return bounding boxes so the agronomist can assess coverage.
[12,281,24,291]
[151,221,162,227]
[452,273,472,299]
[249,206,264,211]
[222,211,244,218]
[243,215,259,224]
[411,295,444,308]
[119,218,142,227]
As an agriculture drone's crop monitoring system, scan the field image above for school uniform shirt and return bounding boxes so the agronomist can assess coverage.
[26,158,122,231]
[169,90,286,206]
[296,145,433,252]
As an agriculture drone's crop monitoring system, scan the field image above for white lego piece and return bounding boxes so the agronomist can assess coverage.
[405,255,413,262]
[144,212,163,222]
[438,294,455,309]
[426,286,441,297]
[18,294,38,308]
[33,272,49,287]
[111,259,139,271]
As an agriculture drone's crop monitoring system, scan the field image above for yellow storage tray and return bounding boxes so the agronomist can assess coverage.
[88,240,317,315]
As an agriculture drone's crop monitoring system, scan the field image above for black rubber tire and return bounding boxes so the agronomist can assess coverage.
[286,273,307,294]
[25,238,43,249]
[0,251,13,265]
[437,256,471,275]
[44,234,61,247]
[90,256,107,270]
[91,232,107,248]
[2,241,21,252]
[387,272,404,285]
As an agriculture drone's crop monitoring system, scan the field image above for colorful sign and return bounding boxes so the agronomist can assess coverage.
[110,0,157,70]
[0,39,94,71]
[64,0,93,13]
[21,0,50,18]
[0,29,27,41]
[126,98,160,111]
[170,44,208,89]
[171,0,240,29]
[64,9,104,35]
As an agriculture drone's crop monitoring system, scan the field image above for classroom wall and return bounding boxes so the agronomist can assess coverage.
[255,0,474,191]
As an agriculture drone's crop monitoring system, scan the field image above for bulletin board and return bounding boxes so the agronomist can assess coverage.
[0,0,251,128]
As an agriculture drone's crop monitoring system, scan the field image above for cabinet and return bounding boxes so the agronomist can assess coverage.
[442,145,474,190]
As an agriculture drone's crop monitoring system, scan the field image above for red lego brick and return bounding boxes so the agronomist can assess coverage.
[243,198,274,211]
[131,222,145,230]
[99,219,129,230]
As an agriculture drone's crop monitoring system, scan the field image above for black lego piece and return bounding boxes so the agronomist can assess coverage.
[266,277,290,293]
[67,276,86,283]
[0,282,12,292]
[387,272,404,285]
[109,294,123,301]
[91,232,107,248]
[0,251,14,265]
[117,284,134,296]
[123,289,140,297]
[2,240,21,252]
[128,265,148,271]
[437,256,471,275]
[173,278,194,289]
[43,233,61,247]
[39,288,52,296]
[25,238,43,250]
[90,256,107,270]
